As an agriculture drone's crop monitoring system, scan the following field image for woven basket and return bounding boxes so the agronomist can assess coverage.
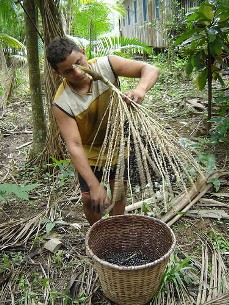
[85,214,176,305]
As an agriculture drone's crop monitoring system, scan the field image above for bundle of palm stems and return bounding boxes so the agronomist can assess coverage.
[76,65,205,213]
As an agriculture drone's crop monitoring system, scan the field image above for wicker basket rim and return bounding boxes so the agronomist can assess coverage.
[85,215,176,271]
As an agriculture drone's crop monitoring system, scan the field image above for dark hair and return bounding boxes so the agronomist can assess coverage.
[46,37,82,71]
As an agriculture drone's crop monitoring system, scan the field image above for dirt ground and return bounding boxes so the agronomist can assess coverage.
[0,78,228,304]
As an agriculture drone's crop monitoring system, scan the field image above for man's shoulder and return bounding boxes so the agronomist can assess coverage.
[54,80,68,102]
[88,56,116,80]
[88,56,109,67]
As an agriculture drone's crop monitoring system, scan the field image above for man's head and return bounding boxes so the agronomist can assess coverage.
[46,37,83,71]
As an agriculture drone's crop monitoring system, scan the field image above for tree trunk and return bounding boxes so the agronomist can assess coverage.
[66,0,73,34]
[207,44,213,132]
[23,0,47,157]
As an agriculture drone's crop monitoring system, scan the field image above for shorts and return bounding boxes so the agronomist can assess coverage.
[78,164,128,193]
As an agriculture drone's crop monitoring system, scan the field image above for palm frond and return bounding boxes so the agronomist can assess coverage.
[0,212,44,250]
[194,244,229,305]
[0,33,25,50]
[89,36,153,58]
[202,293,229,305]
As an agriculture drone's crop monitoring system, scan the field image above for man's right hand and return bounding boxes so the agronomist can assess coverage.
[90,183,111,214]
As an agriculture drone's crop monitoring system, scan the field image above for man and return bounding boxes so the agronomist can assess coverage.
[46,37,159,225]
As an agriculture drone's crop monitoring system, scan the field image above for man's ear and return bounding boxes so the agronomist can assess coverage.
[82,48,85,55]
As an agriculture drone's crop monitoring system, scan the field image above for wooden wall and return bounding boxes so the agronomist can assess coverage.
[120,0,201,49]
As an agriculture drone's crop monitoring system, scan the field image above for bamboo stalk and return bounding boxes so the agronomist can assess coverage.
[161,171,228,225]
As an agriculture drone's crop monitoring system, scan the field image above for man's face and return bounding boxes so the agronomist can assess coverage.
[56,50,88,84]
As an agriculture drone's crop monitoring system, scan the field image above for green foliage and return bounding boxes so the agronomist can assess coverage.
[90,36,154,59]
[0,251,24,272]
[156,252,194,294]
[213,92,229,116]
[52,249,65,267]
[0,85,4,97]
[208,231,229,254]
[0,0,25,43]
[175,0,229,90]
[157,0,188,62]
[179,138,218,173]
[209,116,229,144]
[207,177,221,191]
[70,0,113,41]
[63,1,152,60]
[141,202,152,215]
[48,157,75,185]
[14,272,78,304]
[0,183,39,201]
[197,152,217,173]
[42,217,68,235]
[0,33,25,50]
[209,93,229,145]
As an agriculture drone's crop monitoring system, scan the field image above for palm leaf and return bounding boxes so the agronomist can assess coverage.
[0,33,25,50]
[89,36,153,58]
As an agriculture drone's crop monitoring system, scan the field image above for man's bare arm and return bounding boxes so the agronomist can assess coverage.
[53,106,110,209]
[109,55,160,103]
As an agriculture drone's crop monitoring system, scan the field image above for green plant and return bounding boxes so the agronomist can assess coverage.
[0,253,10,272]
[89,36,154,59]
[141,201,152,215]
[14,272,78,304]
[208,231,229,253]
[52,250,64,267]
[47,157,75,186]
[0,251,24,273]
[209,116,229,145]
[207,177,221,191]
[49,288,86,304]
[175,0,229,130]
[179,138,217,173]
[207,91,229,145]
[0,33,25,50]
[197,151,217,172]
[156,252,195,294]
[157,0,188,64]
[0,85,4,97]
[0,183,39,201]
[42,217,68,235]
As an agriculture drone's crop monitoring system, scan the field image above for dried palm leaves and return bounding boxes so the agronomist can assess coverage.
[195,245,229,305]
[0,212,44,250]
[151,241,229,305]
[69,259,99,305]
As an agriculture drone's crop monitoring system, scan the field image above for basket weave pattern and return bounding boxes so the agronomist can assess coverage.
[86,215,176,305]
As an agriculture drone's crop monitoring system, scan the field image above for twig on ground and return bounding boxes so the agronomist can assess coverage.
[198,198,229,207]
[16,141,32,150]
